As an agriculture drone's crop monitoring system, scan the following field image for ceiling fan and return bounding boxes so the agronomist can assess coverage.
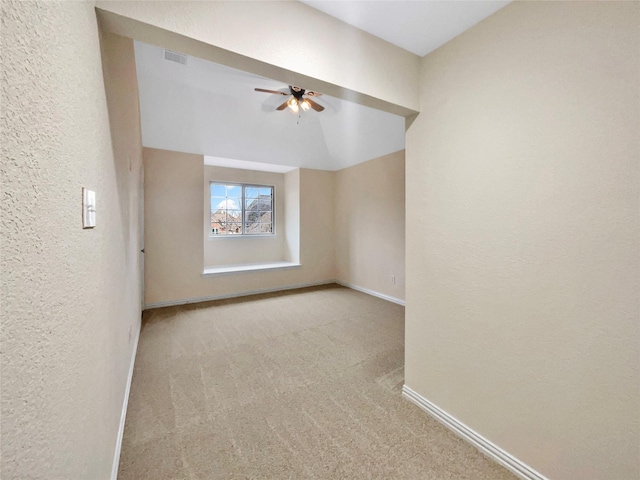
[255,85,325,113]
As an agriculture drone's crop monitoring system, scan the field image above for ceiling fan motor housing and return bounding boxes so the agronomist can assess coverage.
[290,86,306,100]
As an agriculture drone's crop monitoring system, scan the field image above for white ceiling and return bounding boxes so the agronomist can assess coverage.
[300,0,511,57]
[135,2,511,171]
[134,42,405,172]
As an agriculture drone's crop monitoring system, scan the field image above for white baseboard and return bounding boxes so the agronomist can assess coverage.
[110,320,141,480]
[143,280,336,310]
[335,280,405,306]
[402,385,548,480]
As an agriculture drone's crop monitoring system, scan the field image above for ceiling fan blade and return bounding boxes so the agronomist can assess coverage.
[276,100,289,111]
[305,97,325,112]
[305,91,322,97]
[255,88,288,96]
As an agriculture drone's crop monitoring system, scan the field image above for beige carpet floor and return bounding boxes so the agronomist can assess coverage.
[118,284,517,479]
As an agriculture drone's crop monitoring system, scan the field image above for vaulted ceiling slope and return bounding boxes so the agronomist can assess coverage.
[135,2,512,170]
[300,1,511,57]
[134,41,406,171]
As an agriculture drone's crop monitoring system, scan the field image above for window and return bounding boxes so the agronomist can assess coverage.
[210,183,274,235]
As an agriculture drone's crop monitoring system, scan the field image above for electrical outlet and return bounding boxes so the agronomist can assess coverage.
[391,275,395,284]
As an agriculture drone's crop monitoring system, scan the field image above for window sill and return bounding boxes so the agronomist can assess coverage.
[208,234,277,240]
[202,261,302,277]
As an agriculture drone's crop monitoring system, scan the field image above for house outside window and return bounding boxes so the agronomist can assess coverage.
[210,183,274,235]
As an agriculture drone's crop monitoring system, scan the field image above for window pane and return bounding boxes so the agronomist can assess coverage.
[258,197,272,210]
[227,198,242,211]
[244,222,260,234]
[245,209,260,222]
[227,209,241,221]
[211,184,226,197]
[258,211,272,222]
[210,182,274,236]
[245,187,259,199]
[227,223,242,234]
[242,204,272,233]
[211,198,226,211]
[211,214,228,233]
[226,185,241,197]
[244,221,272,234]
[214,199,240,212]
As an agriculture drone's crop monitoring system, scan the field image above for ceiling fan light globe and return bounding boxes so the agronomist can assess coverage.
[300,99,311,111]
[287,97,299,113]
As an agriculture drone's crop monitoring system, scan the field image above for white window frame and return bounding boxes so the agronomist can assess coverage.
[209,182,275,237]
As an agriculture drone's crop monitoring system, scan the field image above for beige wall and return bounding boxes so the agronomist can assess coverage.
[95,0,419,116]
[148,148,406,307]
[144,148,335,306]
[1,3,143,479]
[405,2,639,479]
[335,151,405,301]
[203,166,286,266]
[284,169,301,264]
[144,148,204,305]
[299,168,336,281]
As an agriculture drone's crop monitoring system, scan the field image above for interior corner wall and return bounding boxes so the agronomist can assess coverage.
[405,2,639,479]
[284,169,301,264]
[1,3,143,479]
[298,168,335,280]
[335,151,405,301]
[144,148,335,306]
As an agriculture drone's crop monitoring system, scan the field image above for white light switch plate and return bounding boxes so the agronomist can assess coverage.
[83,188,96,228]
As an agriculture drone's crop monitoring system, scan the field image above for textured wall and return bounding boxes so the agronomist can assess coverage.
[284,169,301,263]
[144,148,335,306]
[335,151,405,301]
[1,2,143,478]
[405,2,639,479]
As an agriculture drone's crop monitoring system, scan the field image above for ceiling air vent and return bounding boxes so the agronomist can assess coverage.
[163,49,187,65]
